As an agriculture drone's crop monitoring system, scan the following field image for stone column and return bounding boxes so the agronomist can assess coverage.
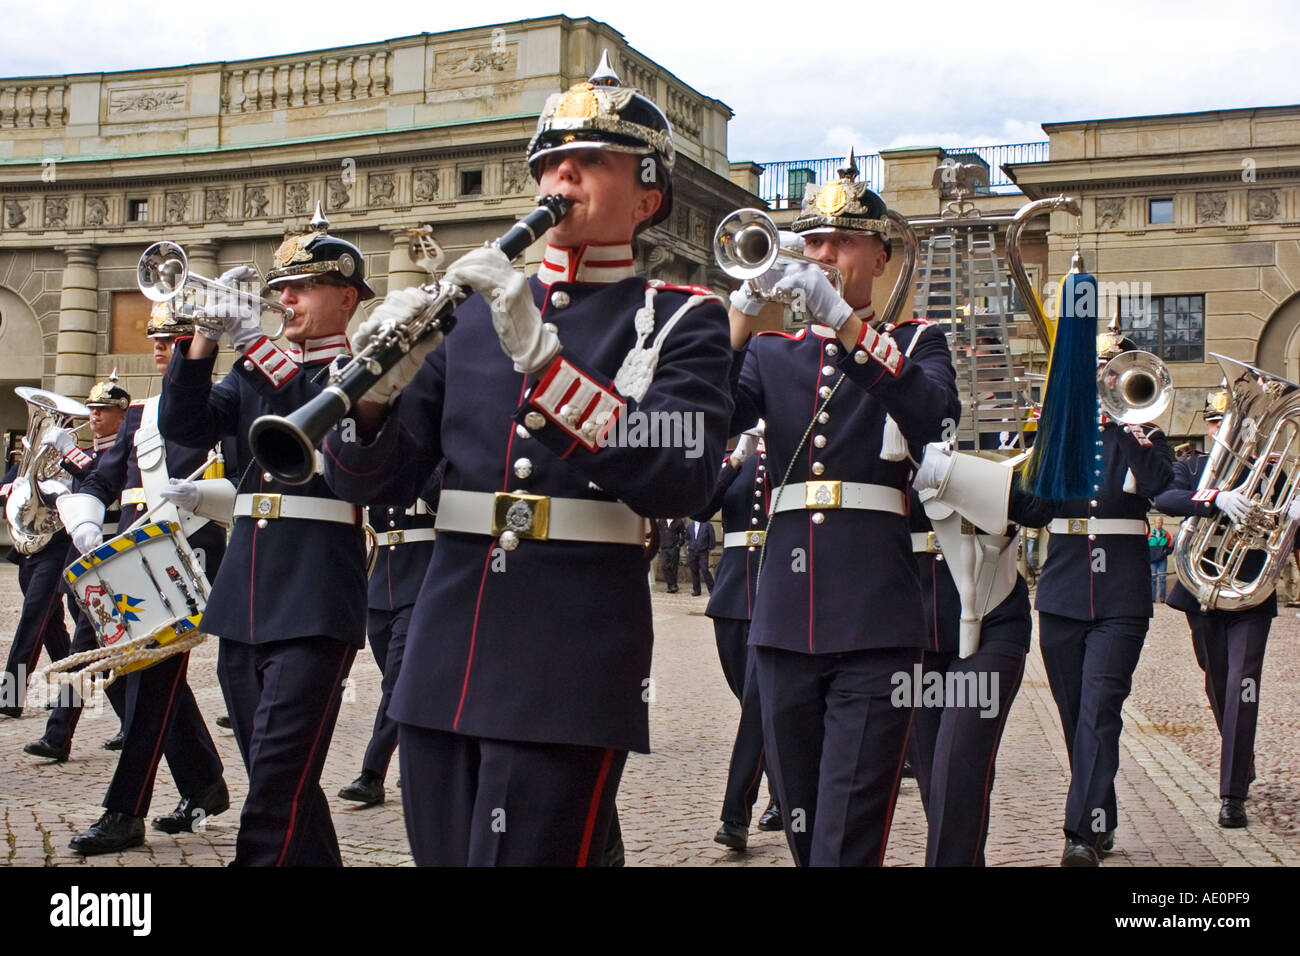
[384,227,428,292]
[187,239,220,277]
[54,245,99,399]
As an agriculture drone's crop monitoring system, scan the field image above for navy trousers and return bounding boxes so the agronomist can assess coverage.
[1186,607,1270,799]
[754,645,919,866]
[361,605,410,779]
[219,636,356,867]
[399,724,625,866]
[1038,612,1146,844]
[688,552,714,595]
[713,617,768,827]
[3,546,72,708]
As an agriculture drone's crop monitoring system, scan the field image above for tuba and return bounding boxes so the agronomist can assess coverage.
[1174,353,1300,611]
[4,387,90,555]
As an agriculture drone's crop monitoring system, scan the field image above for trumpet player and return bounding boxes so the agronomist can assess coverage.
[727,156,960,866]
[158,214,372,866]
[1153,389,1294,828]
[323,53,734,866]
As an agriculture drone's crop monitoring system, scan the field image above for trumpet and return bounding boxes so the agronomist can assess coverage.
[714,208,841,304]
[248,194,573,485]
[1097,349,1172,424]
[137,241,293,340]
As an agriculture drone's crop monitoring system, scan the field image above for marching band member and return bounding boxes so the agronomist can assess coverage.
[323,53,734,865]
[693,426,780,850]
[338,469,442,808]
[22,375,129,760]
[47,303,234,854]
[1154,389,1285,828]
[159,211,371,866]
[1035,324,1173,866]
[727,157,960,866]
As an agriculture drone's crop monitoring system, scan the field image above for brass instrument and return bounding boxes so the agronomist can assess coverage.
[137,240,293,339]
[1174,353,1300,611]
[1097,349,1173,424]
[713,208,842,303]
[1005,195,1082,350]
[4,387,91,555]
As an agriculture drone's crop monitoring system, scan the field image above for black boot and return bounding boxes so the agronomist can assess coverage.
[70,811,145,855]
[338,770,385,806]
[152,779,231,834]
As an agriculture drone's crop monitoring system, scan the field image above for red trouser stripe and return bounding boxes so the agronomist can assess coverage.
[575,748,614,867]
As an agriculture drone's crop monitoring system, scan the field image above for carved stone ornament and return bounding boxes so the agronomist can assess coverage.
[327,177,350,210]
[109,87,185,114]
[244,186,269,219]
[205,187,230,220]
[1196,191,1227,224]
[1248,189,1280,221]
[503,160,529,195]
[286,183,310,215]
[44,197,68,228]
[84,196,107,226]
[165,191,189,223]
[413,169,438,202]
[1097,198,1126,230]
[4,200,27,228]
[368,173,395,206]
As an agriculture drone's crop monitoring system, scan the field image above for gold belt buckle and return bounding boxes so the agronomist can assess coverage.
[123,488,146,506]
[745,530,767,547]
[926,531,940,553]
[491,492,551,541]
[385,530,405,546]
[804,480,842,509]
[1066,518,1089,535]
[251,493,282,520]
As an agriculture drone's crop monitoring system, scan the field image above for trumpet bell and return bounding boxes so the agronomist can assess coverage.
[138,241,189,303]
[1097,350,1172,425]
[714,209,781,280]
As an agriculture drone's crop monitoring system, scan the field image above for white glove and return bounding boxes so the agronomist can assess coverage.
[353,286,445,406]
[912,443,955,494]
[40,427,77,455]
[1214,489,1251,524]
[160,478,200,513]
[58,492,105,555]
[728,232,804,316]
[201,265,263,350]
[729,432,758,468]
[443,247,558,375]
[770,262,852,330]
[72,522,102,554]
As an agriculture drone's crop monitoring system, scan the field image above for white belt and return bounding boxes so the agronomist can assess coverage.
[120,488,147,507]
[406,500,433,517]
[911,531,942,553]
[723,530,767,549]
[1049,518,1147,536]
[101,521,119,535]
[435,489,645,546]
[234,493,359,525]
[374,528,437,547]
[770,481,905,516]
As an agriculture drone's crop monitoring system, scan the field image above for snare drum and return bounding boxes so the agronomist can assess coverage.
[64,520,211,675]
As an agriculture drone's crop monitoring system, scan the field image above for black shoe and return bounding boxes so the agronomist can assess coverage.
[1219,797,1248,828]
[902,759,915,779]
[757,803,782,832]
[1061,837,1100,867]
[70,811,145,855]
[215,715,232,729]
[1098,829,1116,855]
[714,821,748,851]
[23,738,69,762]
[152,779,230,834]
[0,705,22,718]
[103,731,125,751]
[338,770,385,806]
[692,590,702,597]
[666,588,678,593]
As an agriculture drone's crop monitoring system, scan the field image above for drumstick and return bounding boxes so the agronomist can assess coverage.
[117,452,218,537]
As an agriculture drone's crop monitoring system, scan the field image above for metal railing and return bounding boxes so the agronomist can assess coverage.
[756,142,1048,207]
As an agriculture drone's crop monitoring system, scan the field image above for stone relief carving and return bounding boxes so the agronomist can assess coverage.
[205,188,230,220]
[413,169,438,202]
[109,87,185,114]
[368,173,395,206]
[327,177,350,210]
[4,200,26,228]
[244,186,269,218]
[503,161,529,195]
[44,198,68,228]
[286,183,310,215]
[1248,189,1280,221]
[1096,198,1126,230]
[165,192,189,223]
[438,46,513,77]
[1196,191,1227,224]
[84,196,107,226]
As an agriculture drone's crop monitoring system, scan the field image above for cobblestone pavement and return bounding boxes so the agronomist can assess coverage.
[1,563,1295,867]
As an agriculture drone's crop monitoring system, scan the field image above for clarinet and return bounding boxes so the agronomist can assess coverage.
[247,194,572,485]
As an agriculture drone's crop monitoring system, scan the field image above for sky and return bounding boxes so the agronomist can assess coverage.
[2,0,1297,163]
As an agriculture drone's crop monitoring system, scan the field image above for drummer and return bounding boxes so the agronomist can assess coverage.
[46,300,235,855]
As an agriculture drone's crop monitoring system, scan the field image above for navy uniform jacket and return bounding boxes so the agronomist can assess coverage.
[1034,422,1173,621]
[731,321,960,655]
[695,451,768,622]
[324,270,734,754]
[160,339,366,648]
[1154,452,1277,618]
[368,472,442,612]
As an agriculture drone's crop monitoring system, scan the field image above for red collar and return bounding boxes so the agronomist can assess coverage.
[284,334,351,365]
[537,243,636,287]
[92,434,115,452]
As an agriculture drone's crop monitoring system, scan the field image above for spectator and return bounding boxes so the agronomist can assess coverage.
[1149,517,1172,602]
